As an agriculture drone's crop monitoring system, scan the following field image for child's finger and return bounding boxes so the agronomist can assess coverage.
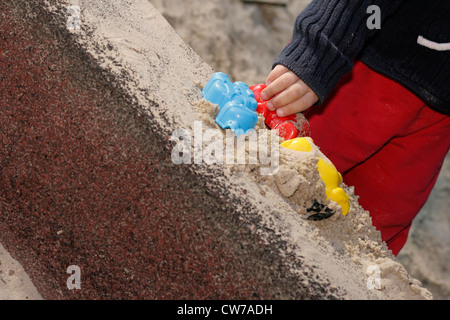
[261,71,298,101]
[266,65,289,85]
[276,91,319,117]
[267,81,308,111]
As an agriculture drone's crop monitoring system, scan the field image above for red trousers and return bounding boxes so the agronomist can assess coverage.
[305,61,450,256]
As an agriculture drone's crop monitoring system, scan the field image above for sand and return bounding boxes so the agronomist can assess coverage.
[192,99,433,300]
[0,244,42,300]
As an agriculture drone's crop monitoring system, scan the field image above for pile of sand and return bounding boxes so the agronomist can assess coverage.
[193,98,433,300]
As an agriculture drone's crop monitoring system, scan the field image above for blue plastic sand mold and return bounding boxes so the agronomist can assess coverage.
[202,72,258,137]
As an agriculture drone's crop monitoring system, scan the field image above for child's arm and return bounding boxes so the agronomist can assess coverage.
[261,0,404,117]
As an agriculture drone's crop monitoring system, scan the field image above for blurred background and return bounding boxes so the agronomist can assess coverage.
[149,0,449,299]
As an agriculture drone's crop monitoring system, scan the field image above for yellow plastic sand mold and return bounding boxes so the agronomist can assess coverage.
[281,138,350,216]
[316,158,350,216]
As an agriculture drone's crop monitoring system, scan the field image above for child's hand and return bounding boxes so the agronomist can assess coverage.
[261,65,319,117]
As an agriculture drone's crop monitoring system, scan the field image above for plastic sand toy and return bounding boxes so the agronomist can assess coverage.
[316,158,350,216]
[280,137,312,152]
[250,84,311,140]
[281,137,350,217]
[202,72,258,137]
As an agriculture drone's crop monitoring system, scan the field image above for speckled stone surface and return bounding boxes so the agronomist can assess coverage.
[0,1,312,299]
[0,0,346,300]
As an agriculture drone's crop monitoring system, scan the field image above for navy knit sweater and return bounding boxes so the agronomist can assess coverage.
[274,0,450,114]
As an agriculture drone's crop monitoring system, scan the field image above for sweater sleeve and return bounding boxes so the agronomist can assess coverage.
[274,0,404,104]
